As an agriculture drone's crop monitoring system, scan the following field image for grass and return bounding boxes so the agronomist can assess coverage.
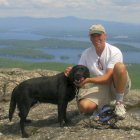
[0,39,89,49]
[0,47,54,59]
[127,64,140,89]
[0,58,73,71]
[0,58,139,89]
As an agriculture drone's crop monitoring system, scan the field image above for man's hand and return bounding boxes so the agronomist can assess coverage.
[64,66,73,77]
[77,78,89,87]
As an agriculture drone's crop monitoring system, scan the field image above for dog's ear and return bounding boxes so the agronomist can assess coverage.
[76,65,90,78]
[68,65,79,78]
[68,65,90,81]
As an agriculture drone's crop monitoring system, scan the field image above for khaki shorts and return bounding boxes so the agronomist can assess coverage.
[79,72,131,108]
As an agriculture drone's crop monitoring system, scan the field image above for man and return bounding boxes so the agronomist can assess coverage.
[65,24,131,119]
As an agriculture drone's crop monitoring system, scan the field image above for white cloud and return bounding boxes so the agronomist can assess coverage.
[0,0,92,8]
[0,0,139,24]
[112,0,140,6]
[0,0,9,6]
[94,0,113,5]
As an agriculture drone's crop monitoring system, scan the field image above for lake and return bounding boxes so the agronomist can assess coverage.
[0,46,140,64]
[0,31,140,64]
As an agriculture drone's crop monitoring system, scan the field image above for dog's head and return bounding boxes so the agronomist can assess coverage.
[68,65,90,86]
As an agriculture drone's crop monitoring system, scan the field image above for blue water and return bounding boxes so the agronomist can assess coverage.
[0,46,139,64]
[36,47,84,64]
[0,31,140,64]
[37,47,140,64]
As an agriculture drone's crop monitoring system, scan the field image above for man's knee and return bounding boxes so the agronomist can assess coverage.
[79,99,97,113]
[114,62,127,75]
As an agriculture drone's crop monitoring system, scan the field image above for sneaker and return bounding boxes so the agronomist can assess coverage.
[110,100,116,106]
[114,102,126,119]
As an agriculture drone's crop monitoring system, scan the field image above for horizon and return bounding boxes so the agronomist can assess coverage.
[0,16,139,26]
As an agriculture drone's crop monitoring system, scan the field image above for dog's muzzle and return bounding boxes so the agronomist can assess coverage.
[73,77,85,86]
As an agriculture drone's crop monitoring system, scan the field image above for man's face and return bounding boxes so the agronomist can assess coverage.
[90,33,106,48]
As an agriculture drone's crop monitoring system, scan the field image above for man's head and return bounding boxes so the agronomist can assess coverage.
[89,24,106,49]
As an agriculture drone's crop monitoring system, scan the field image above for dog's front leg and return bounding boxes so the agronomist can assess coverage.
[63,102,71,124]
[58,101,71,126]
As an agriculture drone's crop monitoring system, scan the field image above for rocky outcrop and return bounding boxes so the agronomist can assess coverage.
[0,68,58,101]
[0,68,140,140]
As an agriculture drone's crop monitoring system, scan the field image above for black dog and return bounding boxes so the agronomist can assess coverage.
[9,65,90,138]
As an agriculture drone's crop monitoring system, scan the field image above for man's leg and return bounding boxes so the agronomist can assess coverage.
[113,62,127,102]
[113,62,128,118]
[78,85,110,114]
[79,99,97,113]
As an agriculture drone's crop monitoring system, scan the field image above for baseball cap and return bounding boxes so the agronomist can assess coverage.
[89,24,106,35]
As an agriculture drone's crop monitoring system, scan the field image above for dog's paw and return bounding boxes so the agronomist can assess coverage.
[60,121,65,127]
[65,119,75,126]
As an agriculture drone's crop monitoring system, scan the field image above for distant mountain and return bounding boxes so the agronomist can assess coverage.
[0,16,140,42]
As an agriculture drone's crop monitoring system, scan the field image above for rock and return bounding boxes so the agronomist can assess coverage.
[0,68,58,101]
[0,132,3,136]
[0,68,140,139]
[124,89,140,108]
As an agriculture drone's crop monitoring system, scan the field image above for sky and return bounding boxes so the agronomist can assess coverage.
[0,0,140,24]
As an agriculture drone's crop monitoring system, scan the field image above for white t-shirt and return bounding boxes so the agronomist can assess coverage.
[78,43,123,76]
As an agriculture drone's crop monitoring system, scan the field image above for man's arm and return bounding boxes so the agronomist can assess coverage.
[80,68,113,86]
